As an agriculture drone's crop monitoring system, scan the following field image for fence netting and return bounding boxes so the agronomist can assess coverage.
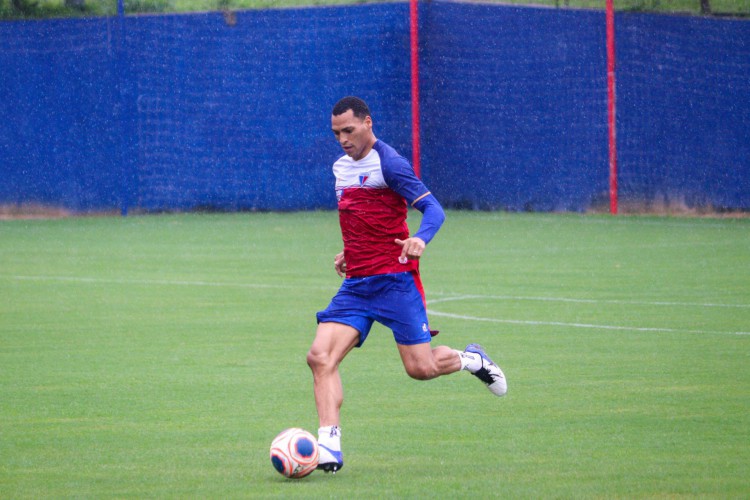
[1,1,748,213]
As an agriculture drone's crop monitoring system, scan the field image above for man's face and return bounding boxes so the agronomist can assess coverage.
[331,109,374,161]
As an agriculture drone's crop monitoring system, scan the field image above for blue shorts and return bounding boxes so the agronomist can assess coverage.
[316,272,432,347]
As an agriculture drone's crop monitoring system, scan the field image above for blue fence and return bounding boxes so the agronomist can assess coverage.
[421,4,609,211]
[616,13,750,209]
[0,18,121,210]
[0,3,748,212]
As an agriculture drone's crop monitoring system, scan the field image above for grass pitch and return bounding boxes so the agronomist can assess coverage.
[1,211,749,498]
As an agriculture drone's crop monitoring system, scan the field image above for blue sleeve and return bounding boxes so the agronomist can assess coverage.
[413,193,446,245]
[379,145,428,205]
[377,141,446,244]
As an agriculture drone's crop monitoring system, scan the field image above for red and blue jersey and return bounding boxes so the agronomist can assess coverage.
[333,140,445,278]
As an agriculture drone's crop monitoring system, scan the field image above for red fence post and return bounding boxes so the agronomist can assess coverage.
[606,0,618,214]
[410,0,421,178]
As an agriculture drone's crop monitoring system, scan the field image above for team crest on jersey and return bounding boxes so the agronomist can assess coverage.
[358,173,370,187]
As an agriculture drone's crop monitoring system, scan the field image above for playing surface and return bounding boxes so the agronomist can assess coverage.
[1,211,749,497]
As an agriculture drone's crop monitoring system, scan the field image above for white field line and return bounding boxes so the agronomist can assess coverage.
[427,294,750,309]
[6,274,748,335]
[466,213,749,230]
[427,294,750,335]
[5,274,331,291]
[493,240,741,255]
[426,310,750,336]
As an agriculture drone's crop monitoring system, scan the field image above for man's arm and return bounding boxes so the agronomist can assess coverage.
[395,193,446,261]
[412,193,446,244]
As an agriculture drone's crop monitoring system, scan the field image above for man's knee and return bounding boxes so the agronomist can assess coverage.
[308,323,359,373]
[306,346,330,372]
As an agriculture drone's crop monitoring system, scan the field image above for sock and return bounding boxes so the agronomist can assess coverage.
[318,425,341,451]
[456,350,482,372]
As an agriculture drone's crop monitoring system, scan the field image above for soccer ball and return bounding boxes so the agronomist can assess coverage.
[269,428,319,479]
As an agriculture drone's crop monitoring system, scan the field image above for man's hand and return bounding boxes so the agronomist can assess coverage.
[334,251,347,277]
[395,237,426,263]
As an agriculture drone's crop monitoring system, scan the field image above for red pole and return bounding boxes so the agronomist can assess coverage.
[410,0,421,178]
[606,0,618,214]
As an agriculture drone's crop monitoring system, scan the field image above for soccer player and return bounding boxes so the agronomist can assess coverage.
[307,96,507,473]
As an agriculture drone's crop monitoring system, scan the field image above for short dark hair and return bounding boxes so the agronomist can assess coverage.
[332,96,371,119]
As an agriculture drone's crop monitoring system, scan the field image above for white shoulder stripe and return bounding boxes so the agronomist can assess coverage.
[333,149,387,189]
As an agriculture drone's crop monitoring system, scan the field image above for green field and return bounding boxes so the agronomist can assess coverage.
[1,211,749,498]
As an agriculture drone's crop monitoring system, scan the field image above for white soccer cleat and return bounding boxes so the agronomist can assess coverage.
[317,444,344,473]
[465,343,507,397]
